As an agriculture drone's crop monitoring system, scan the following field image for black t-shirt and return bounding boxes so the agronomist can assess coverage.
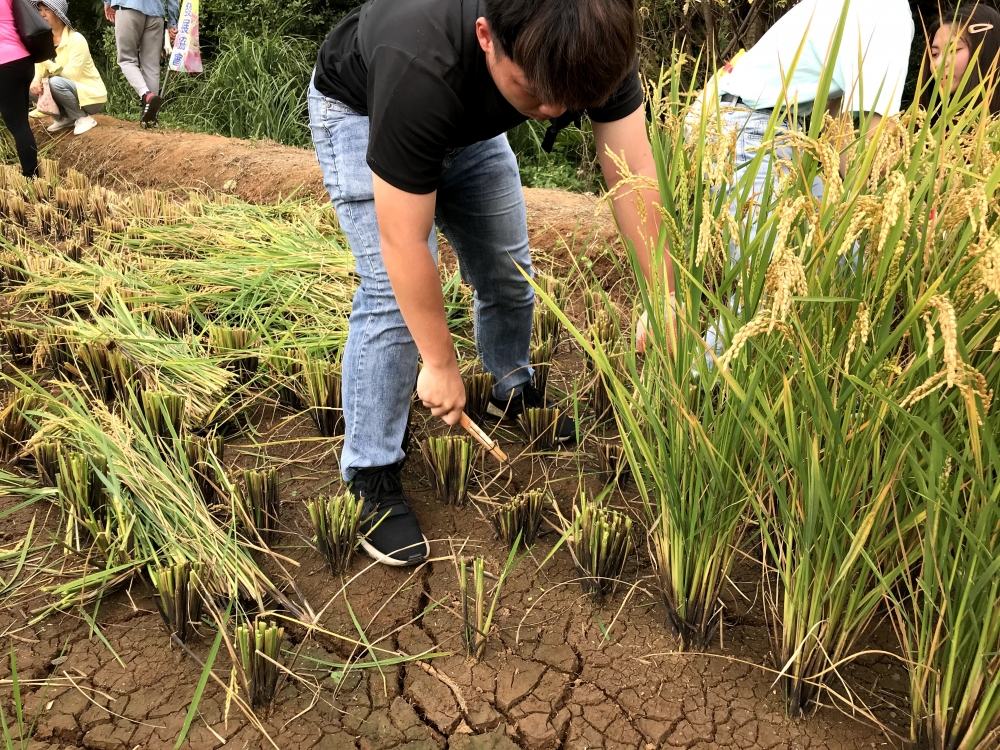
[314,0,644,194]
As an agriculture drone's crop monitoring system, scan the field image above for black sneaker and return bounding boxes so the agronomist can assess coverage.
[487,383,575,443]
[140,92,162,126]
[350,464,429,567]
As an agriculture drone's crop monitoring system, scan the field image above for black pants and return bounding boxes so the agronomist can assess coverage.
[0,55,38,178]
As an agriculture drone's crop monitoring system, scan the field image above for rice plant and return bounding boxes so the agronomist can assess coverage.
[455,544,519,661]
[530,337,553,398]
[0,392,40,462]
[491,489,546,549]
[568,496,632,603]
[208,325,258,384]
[421,436,473,507]
[239,468,280,545]
[532,305,562,351]
[518,407,560,451]
[463,371,495,423]
[149,560,205,643]
[140,390,186,441]
[32,440,61,487]
[595,442,630,488]
[235,617,285,716]
[181,432,225,505]
[306,492,364,575]
[303,354,343,437]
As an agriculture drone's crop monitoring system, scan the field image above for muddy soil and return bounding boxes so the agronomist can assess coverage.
[1,121,913,749]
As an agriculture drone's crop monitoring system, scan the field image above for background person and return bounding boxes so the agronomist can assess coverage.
[718,0,915,204]
[0,0,38,176]
[30,0,106,136]
[309,0,669,568]
[102,0,178,126]
[696,0,915,363]
[922,4,1000,115]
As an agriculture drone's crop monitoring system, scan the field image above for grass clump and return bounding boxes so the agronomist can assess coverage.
[421,435,473,507]
[491,489,546,549]
[307,492,364,576]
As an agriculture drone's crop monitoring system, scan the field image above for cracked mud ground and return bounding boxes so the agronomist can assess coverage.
[0,401,911,750]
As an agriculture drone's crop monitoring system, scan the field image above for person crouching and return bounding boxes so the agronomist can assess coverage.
[30,0,107,136]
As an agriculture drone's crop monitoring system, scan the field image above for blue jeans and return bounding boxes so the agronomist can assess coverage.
[703,105,826,359]
[307,78,535,481]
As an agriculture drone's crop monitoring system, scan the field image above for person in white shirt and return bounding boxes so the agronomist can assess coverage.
[698,0,914,364]
[718,0,914,199]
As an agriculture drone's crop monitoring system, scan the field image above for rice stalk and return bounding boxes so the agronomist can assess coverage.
[139,390,186,442]
[569,496,632,603]
[1,319,34,364]
[456,545,519,661]
[420,436,473,507]
[491,489,545,549]
[181,432,225,505]
[532,305,562,351]
[235,617,284,716]
[518,407,560,451]
[302,354,343,437]
[530,337,553,398]
[208,325,258,384]
[596,442,630,487]
[32,440,62,487]
[463,372,495,423]
[307,492,363,575]
[149,560,205,643]
[0,392,41,462]
[238,468,280,545]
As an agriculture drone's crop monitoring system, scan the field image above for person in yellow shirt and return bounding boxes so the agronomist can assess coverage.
[29,0,107,136]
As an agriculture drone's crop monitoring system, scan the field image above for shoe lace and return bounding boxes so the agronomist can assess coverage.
[357,468,409,511]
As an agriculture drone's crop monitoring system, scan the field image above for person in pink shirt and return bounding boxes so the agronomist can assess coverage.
[0,0,38,176]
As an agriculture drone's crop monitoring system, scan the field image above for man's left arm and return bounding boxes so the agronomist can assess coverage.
[592,107,675,296]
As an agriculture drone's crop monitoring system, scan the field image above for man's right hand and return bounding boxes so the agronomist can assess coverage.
[104,5,116,23]
[417,361,466,426]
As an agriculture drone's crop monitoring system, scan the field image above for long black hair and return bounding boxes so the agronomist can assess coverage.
[921,4,1000,115]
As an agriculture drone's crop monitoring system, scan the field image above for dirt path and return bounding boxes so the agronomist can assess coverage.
[30,117,619,261]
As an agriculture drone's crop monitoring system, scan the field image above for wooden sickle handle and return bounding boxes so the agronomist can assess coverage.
[460,412,508,464]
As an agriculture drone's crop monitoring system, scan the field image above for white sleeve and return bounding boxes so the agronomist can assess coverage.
[841,7,914,116]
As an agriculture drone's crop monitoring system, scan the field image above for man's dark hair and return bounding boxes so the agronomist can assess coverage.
[921,4,1000,114]
[484,0,638,110]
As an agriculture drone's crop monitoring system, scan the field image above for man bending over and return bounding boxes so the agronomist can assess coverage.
[308,0,670,567]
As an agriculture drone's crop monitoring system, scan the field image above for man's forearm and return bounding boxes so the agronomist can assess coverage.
[382,240,456,369]
[613,177,674,296]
